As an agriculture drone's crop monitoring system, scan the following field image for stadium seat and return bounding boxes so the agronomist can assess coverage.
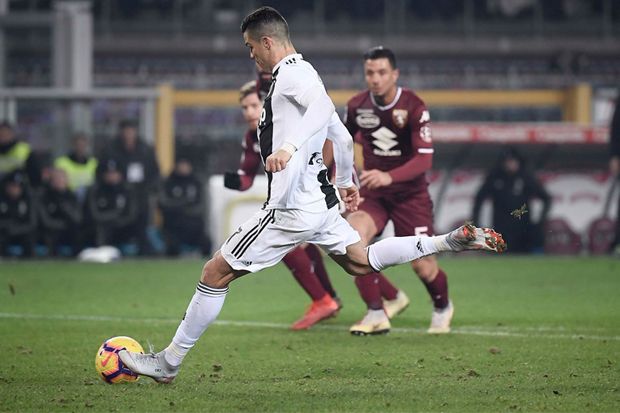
[544,218,582,255]
[587,217,616,255]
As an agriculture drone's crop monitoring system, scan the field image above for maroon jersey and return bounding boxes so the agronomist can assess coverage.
[344,87,433,196]
[236,129,263,191]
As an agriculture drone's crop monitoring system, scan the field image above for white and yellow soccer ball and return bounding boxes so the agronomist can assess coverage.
[95,336,144,384]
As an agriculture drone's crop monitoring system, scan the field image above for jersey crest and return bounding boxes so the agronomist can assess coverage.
[392,109,408,129]
[420,125,432,143]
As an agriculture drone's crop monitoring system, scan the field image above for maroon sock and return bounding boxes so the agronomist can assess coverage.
[304,244,337,298]
[377,272,399,300]
[422,268,449,309]
[354,273,383,310]
[282,247,326,301]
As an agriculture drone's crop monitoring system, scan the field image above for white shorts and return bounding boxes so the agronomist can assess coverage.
[220,206,361,273]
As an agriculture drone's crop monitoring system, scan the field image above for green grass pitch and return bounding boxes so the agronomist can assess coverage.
[1,257,619,412]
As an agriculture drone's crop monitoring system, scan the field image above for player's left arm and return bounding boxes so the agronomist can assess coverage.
[265,70,335,173]
[225,132,261,191]
[326,112,359,211]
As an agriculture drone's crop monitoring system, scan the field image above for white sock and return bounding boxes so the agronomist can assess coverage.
[367,235,451,272]
[366,309,388,322]
[164,282,228,367]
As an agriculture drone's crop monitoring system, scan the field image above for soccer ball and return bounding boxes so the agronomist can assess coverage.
[95,336,144,384]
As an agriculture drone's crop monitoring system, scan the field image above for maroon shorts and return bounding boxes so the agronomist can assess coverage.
[359,189,435,237]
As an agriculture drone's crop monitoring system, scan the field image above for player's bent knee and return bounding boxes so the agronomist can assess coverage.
[345,256,374,276]
[200,254,232,289]
[341,243,375,276]
[330,251,373,276]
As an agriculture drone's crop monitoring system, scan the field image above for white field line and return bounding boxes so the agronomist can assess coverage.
[0,312,619,342]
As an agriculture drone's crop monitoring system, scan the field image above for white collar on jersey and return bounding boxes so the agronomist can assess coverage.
[272,53,304,74]
[370,87,402,111]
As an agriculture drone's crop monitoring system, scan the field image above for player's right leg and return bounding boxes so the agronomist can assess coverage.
[119,251,241,383]
[119,209,296,383]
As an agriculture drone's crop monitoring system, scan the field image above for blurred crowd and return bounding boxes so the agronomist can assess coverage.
[1,89,619,258]
[0,119,211,258]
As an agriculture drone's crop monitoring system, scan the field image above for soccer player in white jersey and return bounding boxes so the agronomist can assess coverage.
[119,6,506,383]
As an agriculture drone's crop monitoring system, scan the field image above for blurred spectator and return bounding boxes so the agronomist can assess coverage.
[223,80,263,191]
[98,119,160,255]
[159,158,211,257]
[54,133,98,203]
[0,170,37,257]
[33,152,53,189]
[609,94,620,255]
[36,168,83,256]
[0,121,42,186]
[487,0,536,18]
[472,147,551,253]
[87,160,138,250]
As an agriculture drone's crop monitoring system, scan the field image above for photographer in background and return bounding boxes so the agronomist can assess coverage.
[87,160,138,251]
[0,170,37,257]
[98,119,160,255]
[159,157,211,257]
[37,168,82,256]
[473,147,551,253]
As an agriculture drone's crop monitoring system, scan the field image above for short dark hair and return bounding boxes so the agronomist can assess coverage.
[363,46,397,69]
[241,6,289,42]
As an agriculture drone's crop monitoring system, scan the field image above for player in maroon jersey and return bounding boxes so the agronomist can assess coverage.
[224,79,341,330]
[344,47,453,335]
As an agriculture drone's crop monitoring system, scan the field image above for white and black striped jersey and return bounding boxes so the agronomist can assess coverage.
[258,53,342,213]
